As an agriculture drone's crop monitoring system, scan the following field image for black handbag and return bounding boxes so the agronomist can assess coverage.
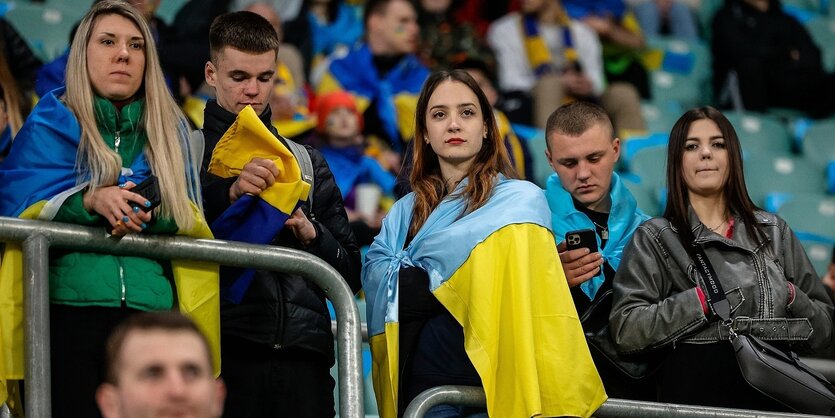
[690,244,835,415]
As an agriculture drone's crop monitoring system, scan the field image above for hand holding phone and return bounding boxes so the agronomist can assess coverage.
[560,229,603,287]
[131,175,161,212]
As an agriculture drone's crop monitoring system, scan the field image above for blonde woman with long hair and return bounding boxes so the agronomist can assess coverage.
[0,1,215,416]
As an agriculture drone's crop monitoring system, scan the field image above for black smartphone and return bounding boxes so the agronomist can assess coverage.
[565,228,599,253]
[131,175,161,212]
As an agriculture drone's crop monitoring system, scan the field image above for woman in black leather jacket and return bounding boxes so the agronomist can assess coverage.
[610,106,834,411]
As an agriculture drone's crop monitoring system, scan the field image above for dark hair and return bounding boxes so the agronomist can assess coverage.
[664,106,765,248]
[409,69,515,236]
[363,0,404,29]
[209,11,280,62]
[104,311,213,384]
[544,101,613,150]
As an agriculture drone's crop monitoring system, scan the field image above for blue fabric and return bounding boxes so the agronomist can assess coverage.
[563,0,627,20]
[327,43,429,149]
[320,145,395,199]
[0,126,10,157]
[35,51,69,98]
[308,3,363,57]
[544,172,648,299]
[0,88,151,217]
[362,177,551,336]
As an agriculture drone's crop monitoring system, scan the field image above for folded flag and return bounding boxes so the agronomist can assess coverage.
[207,105,311,302]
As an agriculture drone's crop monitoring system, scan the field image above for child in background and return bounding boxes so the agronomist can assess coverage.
[315,91,396,245]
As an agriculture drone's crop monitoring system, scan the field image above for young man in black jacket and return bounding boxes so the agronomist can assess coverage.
[200,11,361,418]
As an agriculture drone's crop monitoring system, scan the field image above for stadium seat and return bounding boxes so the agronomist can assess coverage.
[622,176,662,217]
[650,71,705,109]
[641,100,682,135]
[744,151,827,210]
[628,145,667,197]
[776,193,835,239]
[723,111,793,154]
[798,237,833,277]
[155,0,187,24]
[5,2,75,61]
[805,16,835,72]
[801,118,835,169]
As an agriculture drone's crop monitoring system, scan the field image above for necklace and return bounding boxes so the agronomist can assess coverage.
[706,219,727,233]
[591,220,609,240]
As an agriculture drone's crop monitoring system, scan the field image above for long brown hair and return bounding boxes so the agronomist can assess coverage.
[0,36,27,136]
[664,106,764,247]
[409,70,516,236]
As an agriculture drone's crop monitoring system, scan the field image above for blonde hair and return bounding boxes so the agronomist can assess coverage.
[65,0,196,230]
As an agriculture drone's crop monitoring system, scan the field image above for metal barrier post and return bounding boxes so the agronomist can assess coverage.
[0,217,363,418]
[22,234,50,418]
[404,386,826,418]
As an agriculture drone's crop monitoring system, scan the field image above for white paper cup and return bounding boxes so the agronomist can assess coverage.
[354,183,382,219]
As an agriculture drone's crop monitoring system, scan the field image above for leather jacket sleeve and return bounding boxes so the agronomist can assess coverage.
[609,223,708,354]
[781,223,835,353]
[302,146,362,294]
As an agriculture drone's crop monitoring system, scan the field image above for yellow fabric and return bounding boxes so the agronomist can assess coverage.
[0,203,222,406]
[274,61,297,94]
[369,323,399,418]
[316,72,344,96]
[207,105,311,213]
[496,111,526,180]
[435,224,606,417]
[393,93,418,142]
[369,224,606,418]
[183,96,208,129]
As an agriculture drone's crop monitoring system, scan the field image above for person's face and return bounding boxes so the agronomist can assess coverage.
[425,80,487,171]
[369,0,419,55]
[464,68,498,107]
[325,107,360,142]
[205,47,277,115]
[681,118,730,199]
[520,0,546,14]
[96,330,225,418]
[128,0,160,20]
[546,123,620,212]
[87,14,146,101]
[421,0,453,13]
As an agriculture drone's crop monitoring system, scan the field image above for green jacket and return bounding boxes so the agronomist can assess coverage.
[50,97,178,311]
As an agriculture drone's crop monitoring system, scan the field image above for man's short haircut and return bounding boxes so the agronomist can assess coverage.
[104,311,213,385]
[209,11,280,63]
[363,0,396,30]
[545,101,614,150]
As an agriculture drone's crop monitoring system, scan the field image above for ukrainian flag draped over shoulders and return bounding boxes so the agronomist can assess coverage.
[0,89,222,405]
[362,177,606,418]
[207,105,310,302]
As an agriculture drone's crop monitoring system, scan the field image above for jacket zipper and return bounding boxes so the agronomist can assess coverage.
[119,260,126,302]
[114,130,121,153]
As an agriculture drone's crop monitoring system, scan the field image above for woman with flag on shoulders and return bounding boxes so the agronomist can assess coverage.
[362,69,606,418]
[0,1,219,416]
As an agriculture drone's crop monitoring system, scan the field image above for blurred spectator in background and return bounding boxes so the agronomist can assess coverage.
[626,0,699,41]
[313,91,395,246]
[0,48,29,159]
[314,0,429,153]
[712,0,835,118]
[487,0,645,134]
[284,0,364,76]
[0,17,42,94]
[414,0,496,72]
[232,0,304,22]
[821,245,835,297]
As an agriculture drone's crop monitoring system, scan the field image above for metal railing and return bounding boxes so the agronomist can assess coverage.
[402,386,829,418]
[0,217,364,418]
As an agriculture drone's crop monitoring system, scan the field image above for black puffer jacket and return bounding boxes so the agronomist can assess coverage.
[201,100,361,364]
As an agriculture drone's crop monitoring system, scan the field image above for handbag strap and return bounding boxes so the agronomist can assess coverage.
[688,245,733,324]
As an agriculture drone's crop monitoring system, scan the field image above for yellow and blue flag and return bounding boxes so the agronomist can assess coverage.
[362,177,607,418]
[207,105,311,302]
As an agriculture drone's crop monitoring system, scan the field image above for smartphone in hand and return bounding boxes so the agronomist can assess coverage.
[565,228,599,253]
[131,175,161,212]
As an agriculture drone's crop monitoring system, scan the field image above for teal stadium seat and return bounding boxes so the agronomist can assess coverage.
[777,193,835,240]
[743,151,827,210]
[5,2,77,61]
[647,37,712,108]
[628,145,667,200]
[155,0,187,24]
[641,100,682,135]
[800,238,833,277]
[802,118,835,169]
[622,176,662,217]
[723,111,793,154]
[805,17,835,73]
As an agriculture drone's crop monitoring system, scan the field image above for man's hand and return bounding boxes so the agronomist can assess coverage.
[83,181,153,236]
[557,241,604,287]
[286,207,317,246]
[230,158,279,203]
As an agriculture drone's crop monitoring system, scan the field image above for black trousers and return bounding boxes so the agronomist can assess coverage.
[50,304,140,418]
[221,335,336,418]
[659,342,791,412]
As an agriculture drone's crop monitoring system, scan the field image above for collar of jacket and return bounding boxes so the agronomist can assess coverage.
[204,99,278,138]
[685,205,772,253]
[92,95,144,137]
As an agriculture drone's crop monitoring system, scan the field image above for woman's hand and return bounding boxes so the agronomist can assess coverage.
[82,181,152,236]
